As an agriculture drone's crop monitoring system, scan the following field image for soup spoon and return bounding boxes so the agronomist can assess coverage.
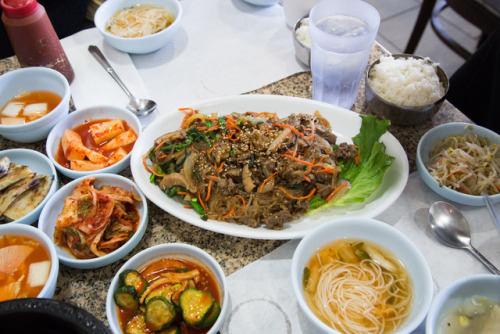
[428,201,500,275]
[88,45,157,117]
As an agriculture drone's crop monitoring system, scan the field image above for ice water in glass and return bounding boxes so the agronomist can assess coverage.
[310,0,380,109]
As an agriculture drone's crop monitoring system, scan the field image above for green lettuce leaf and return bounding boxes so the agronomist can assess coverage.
[307,115,394,215]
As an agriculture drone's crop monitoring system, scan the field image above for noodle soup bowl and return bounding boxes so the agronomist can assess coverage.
[417,122,500,206]
[94,0,182,54]
[0,223,59,299]
[106,243,228,334]
[37,174,148,269]
[291,217,433,334]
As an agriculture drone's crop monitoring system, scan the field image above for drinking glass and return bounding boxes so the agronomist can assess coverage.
[309,0,380,109]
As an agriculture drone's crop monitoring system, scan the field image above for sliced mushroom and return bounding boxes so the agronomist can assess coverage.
[159,173,191,192]
[242,164,255,193]
[181,152,198,193]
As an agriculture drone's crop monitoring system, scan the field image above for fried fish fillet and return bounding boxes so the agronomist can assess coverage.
[0,173,38,215]
[0,164,32,192]
[1,175,53,221]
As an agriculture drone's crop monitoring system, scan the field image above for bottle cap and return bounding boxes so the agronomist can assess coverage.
[1,0,38,19]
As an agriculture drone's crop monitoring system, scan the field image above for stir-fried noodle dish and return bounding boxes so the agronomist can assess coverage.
[426,132,500,196]
[143,109,394,230]
[54,177,142,259]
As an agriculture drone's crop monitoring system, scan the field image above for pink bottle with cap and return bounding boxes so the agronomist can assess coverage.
[1,0,75,83]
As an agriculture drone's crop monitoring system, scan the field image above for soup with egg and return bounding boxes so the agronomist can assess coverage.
[0,234,51,301]
[0,90,62,125]
[303,239,413,334]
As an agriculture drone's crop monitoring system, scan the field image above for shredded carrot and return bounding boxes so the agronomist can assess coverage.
[353,145,361,165]
[143,155,153,173]
[496,185,500,191]
[281,154,313,167]
[217,161,225,174]
[221,207,235,220]
[197,126,207,131]
[155,139,168,152]
[326,182,349,202]
[258,172,278,192]
[183,206,192,209]
[318,155,328,163]
[273,123,304,137]
[150,166,165,177]
[304,176,311,182]
[205,179,213,201]
[277,187,316,200]
[178,191,189,195]
[207,124,221,132]
[206,175,219,181]
[234,195,246,216]
[208,143,217,155]
[306,134,317,141]
[179,107,195,112]
[197,187,207,212]
[304,158,315,174]
[449,170,467,179]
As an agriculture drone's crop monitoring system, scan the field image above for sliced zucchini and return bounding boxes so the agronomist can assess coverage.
[179,288,214,326]
[157,325,181,334]
[145,296,176,331]
[198,301,221,328]
[114,285,139,310]
[124,313,149,334]
[120,269,149,297]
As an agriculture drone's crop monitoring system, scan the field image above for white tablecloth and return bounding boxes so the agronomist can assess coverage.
[222,172,500,334]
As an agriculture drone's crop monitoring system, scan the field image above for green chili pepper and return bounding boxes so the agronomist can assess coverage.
[190,199,208,220]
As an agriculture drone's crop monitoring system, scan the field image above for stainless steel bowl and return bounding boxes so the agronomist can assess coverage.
[293,15,311,67]
[365,54,449,126]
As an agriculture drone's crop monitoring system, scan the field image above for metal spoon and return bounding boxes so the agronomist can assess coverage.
[88,45,157,116]
[428,201,500,275]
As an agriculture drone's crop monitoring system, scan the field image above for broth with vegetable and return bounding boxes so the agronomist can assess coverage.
[115,257,221,333]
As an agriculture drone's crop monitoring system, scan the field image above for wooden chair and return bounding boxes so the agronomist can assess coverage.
[405,0,500,59]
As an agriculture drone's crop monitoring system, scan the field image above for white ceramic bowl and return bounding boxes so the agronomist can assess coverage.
[94,0,182,54]
[37,174,148,269]
[0,149,58,225]
[106,243,228,334]
[291,217,433,334]
[416,122,500,206]
[46,105,141,179]
[0,67,70,143]
[0,223,59,299]
[426,274,500,333]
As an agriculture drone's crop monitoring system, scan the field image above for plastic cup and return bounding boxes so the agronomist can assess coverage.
[309,0,380,109]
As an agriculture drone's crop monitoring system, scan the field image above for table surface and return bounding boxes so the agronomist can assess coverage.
[0,1,471,324]
[0,41,473,329]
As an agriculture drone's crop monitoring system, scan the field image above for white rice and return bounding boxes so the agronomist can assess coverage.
[368,55,445,106]
[295,18,311,48]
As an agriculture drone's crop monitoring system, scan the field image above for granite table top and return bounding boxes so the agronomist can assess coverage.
[0,44,472,329]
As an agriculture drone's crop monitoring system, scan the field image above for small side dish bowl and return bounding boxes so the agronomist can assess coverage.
[37,174,148,269]
[293,15,311,67]
[106,243,228,334]
[291,217,433,334]
[426,274,500,334]
[0,223,59,299]
[94,0,182,54]
[0,149,58,225]
[365,54,449,126]
[46,105,141,179]
[416,122,500,206]
[0,67,70,143]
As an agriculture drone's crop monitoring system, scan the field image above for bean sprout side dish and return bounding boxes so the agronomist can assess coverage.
[427,133,500,196]
[143,110,394,230]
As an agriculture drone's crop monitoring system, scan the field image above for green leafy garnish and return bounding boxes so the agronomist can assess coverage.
[308,115,394,214]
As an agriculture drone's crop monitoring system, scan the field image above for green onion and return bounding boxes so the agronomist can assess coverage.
[218,117,226,132]
[190,199,207,220]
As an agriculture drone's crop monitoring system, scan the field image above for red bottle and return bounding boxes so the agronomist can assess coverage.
[1,0,75,83]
